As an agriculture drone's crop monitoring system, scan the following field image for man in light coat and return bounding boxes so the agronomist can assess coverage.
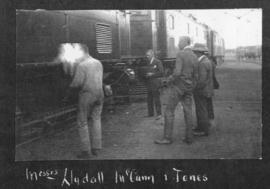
[60,44,104,159]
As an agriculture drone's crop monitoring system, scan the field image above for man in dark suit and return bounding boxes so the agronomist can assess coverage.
[154,36,198,144]
[192,43,214,136]
[144,49,164,119]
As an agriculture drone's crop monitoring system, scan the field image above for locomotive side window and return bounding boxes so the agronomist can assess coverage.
[168,15,174,30]
[96,23,112,54]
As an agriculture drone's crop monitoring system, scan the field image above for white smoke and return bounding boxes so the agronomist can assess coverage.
[57,43,85,64]
[57,43,85,76]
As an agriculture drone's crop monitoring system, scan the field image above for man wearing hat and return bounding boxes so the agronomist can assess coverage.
[154,36,198,144]
[192,43,214,136]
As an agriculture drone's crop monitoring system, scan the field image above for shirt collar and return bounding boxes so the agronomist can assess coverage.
[150,57,154,64]
[184,45,192,50]
[198,55,206,62]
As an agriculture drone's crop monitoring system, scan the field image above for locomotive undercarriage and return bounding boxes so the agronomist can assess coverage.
[15,58,149,146]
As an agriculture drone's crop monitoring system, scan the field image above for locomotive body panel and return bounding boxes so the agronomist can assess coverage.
[16,10,67,63]
[130,10,154,57]
[16,10,132,124]
[16,10,131,64]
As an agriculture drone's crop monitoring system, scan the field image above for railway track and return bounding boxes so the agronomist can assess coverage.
[15,82,148,147]
[16,105,77,147]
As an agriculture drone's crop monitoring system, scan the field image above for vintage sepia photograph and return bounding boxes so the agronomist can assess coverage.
[15,9,262,161]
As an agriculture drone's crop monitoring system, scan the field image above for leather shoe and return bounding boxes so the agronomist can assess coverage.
[154,138,172,144]
[182,138,193,144]
[91,149,99,156]
[76,151,91,159]
[192,127,202,132]
[145,114,154,118]
[193,131,209,136]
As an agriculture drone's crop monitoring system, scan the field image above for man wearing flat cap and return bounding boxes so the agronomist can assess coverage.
[192,43,214,136]
[155,36,198,144]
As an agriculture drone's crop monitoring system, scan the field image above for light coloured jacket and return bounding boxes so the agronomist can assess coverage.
[168,48,199,93]
[70,56,104,100]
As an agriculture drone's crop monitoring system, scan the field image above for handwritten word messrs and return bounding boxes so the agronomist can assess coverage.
[25,167,208,187]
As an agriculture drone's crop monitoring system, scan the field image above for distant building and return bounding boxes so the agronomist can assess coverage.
[225,49,237,60]
[225,46,261,62]
[236,46,261,61]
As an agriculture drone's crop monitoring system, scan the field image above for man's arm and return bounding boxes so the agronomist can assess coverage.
[151,59,164,78]
[70,65,85,88]
[62,65,83,104]
[167,52,183,83]
[193,58,199,88]
[196,61,209,89]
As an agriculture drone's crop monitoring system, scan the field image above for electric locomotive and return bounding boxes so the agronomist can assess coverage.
[16,10,134,142]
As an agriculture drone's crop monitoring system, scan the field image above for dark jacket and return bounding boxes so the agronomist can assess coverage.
[195,55,214,97]
[145,58,164,91]
[168,48,199,94]
[209,57,219,89]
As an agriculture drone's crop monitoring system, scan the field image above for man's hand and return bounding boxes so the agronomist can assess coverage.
[160,78,169,87]
[146,72,154,78]
[104,85,113,96]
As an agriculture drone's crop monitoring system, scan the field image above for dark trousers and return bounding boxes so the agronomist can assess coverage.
[163,86,193,141]
[206,97,214,119]
[194,93,211,133]
[147,89,162,116]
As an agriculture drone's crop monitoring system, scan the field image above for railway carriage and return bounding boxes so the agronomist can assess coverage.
[204,27,225,65]
[129,10,224,72]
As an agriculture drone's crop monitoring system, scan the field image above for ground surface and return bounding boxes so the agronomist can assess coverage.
[16,60,262,160]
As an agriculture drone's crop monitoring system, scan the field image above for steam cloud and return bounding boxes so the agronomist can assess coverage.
[57,43,84,64]
[57,43,85,76]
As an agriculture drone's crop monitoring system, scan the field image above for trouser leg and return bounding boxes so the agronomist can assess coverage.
[181,92,193,141]
[194,93,203,131]
[194,94,210,133]
[90,101,103,149]
[77,94,91,153]
[164,87,179,140]
[153,90,162,115]
[206,97,214,119]
[106,96,115,112]
[147,90,154,116]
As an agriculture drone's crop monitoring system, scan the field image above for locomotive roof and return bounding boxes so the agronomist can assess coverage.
[16,10,122,23]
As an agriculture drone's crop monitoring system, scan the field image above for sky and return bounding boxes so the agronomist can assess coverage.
[181,9,262,49]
